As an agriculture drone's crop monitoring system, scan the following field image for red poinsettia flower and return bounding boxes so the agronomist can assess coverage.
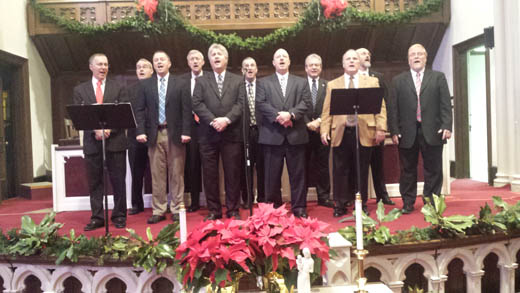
[321,0,349,19]
[137,0,159,21]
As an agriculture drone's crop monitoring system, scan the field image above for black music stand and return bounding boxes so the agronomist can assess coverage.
[66,103,136,235]
[330,87,384,198]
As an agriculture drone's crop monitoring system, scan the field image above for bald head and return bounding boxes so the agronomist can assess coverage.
[273,48,291,74]
[408,44,428,72]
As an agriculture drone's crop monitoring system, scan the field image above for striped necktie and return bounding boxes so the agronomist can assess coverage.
[311,78,317,109]
[158,77,166,124]
[415,72,422,122]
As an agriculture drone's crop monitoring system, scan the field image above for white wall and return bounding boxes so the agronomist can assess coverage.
[432,0,495,164]
[0,0,52,178]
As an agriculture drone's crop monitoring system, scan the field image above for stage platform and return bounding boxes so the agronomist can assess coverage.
[0,179,518,238]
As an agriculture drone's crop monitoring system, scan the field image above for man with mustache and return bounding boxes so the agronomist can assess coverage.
[356,48,395,206]
[320,49,387,217]
[240,57,265,208]
[388,44,452,214]
[256,48,312,218]
[128,58,154,216]
[192,43,245,220]
[135,51,192,224]
[303,53,333,209]
[180,50,206,213]
[73,53,128,231]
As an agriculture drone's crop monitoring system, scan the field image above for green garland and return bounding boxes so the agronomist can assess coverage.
[29,0,444,50]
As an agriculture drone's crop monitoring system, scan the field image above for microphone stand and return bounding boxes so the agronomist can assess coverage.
[99,121,110,236]
[242,85,254,216]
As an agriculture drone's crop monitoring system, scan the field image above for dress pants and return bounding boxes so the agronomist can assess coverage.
[399,124,443,206]
[264,142,307,213]
[84,150,127,222]
[148,128,186,216]
[128,142,148,211]
[199,140,242,217]
[305,130,331,202]
[241,125,265,205]
[184,123,202,208]
[370,142,389,199]
[332,127,372,207]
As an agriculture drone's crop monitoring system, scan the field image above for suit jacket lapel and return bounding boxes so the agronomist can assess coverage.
[85,82,96,104]
[271,74,285,104]
[165,75,175,106]
[405,72,417,97]
[420,70,432,95]
[209,73,221,99]
[317,79,326,102]
[283,75,295,106]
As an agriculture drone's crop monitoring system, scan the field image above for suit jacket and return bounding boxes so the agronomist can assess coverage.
[135,74,192,146]
[73,79,128,155]
[256,73,311,145]
[320,74,387,147]
[127,81,147,148]
[388,69,452,148]
[367,70,388,104]
[305,77,328,121]
[192,71,245,144]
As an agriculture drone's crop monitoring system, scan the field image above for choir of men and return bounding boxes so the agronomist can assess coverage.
[76,42,451,225]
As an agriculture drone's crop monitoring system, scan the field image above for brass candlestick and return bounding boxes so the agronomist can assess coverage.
[353,248,369,293]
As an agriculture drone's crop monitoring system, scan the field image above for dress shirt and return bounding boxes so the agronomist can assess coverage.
[91,77,105,95]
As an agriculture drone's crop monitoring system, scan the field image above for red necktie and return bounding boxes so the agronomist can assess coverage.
[415,72,421,122]
[96,79,103,104]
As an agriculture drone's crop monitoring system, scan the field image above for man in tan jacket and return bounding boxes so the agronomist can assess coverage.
[320,49,387,217]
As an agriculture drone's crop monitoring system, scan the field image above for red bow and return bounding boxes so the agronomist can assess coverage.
[137,0,159,21]
[321,0,349,19]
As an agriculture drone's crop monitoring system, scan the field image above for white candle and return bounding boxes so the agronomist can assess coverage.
[180,205,187,243]
[355,195,363,250]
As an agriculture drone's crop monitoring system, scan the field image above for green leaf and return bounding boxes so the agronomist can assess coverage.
[376,201,385,222]
[421,204,439,225]
[214,268,229,285]
[493,196,508,210]
[373,226,391,244]
[146,227,154,242]
[382,208,403,223]
[433,195,447,215]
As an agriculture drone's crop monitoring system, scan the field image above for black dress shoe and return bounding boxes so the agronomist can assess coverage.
[227,211,241,220]
[293,210,308,218]
[402,205,415,214]
[128,207,144,215]
[317,199,335,208]
[378,196,396,206]
[84,220,104,231]
[204,213,223,221]
[333,208,347,218]
[112,218,126,229]
[172,214,180,222]
[186,205,200,212]
[147,215,166,224]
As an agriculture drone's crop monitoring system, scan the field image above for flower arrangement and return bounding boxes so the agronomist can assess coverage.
[176,203,331,291]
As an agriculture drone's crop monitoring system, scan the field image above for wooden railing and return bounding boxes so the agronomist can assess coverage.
[28,0,438,35]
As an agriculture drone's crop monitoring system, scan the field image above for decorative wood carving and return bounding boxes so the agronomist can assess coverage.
[194,4,211,20]
[110,6,135,22]
[385,0,401,13]
[234,3,250,20]
[273,2,290,18]
[79,7,96,23]
[254,3,270,19]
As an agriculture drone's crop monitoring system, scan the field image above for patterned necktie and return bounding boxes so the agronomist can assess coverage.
[415,72,422,122]
[311,78,317,109]
[280,75,287,98]
[217,74,223,97]
[346,75,357,126]
[95,79,103,104]
[248,83,256,126]
[158,77,166,124]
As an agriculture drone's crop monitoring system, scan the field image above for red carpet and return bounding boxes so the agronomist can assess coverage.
[0,179,518,237]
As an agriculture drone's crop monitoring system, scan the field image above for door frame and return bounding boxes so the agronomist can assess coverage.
[0,50,33,197]
[452,34,493,183]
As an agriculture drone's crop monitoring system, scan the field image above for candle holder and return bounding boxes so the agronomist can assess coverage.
[353,248,369,293]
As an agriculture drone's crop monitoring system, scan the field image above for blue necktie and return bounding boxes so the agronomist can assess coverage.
[158,77,166,124]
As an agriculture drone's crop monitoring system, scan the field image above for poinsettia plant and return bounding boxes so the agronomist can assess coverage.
[176,219,256,292]
[245,203,330,289]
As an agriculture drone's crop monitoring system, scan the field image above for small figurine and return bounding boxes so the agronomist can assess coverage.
[297,247,314,293]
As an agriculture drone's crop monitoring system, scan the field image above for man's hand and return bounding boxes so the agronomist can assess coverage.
[211,117,229,132]
[307,119,320,132]
[276,111,292,126]
[321,133,330,146]
[94,129,110,140]
[374,130,385,144]
[136,134,147,143]
[438,129,452,140]
[392,134,400,145]
[181,135,191,143]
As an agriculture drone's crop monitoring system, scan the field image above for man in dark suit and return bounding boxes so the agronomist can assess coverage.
[73,53,128,231]
[303,53,333,208]
[192,43,245,220]
[127,58,154,215]
[388,43,452,214]
[320,49,387,217]
[135,51,192,224]
[239,57,265,208]
[256,48,312,218]
[356,48,395,206]
[179,49,205,213]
